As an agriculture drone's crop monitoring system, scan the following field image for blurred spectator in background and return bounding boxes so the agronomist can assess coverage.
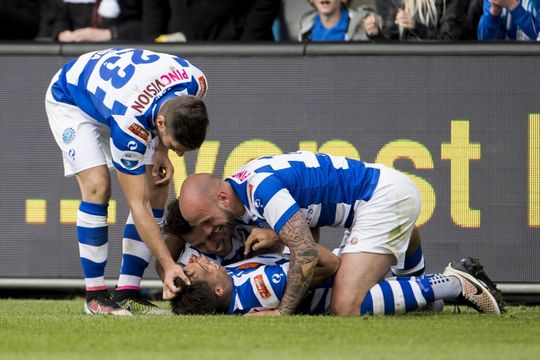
[460,0,483,39]
[376,0,464,40]
[0,0,40,39]
[143,0,280,42]
[298,0,383,41]
[38,0,58,40]
[477,0,539,40]
[53,0,142,42]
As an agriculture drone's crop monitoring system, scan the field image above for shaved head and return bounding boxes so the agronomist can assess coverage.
[179,173,221,224]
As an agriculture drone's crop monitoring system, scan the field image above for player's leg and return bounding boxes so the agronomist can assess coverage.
[360,260,504,315]
[360,274,458,315]
[75,165,111,294]
[331,164,421,316]
[46,95,130,316]
[331,252,395,315]
[392,226,425,277]
[113,151,170,314]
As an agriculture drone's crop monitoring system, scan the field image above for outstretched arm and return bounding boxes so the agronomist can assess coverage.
[117,171,190,299]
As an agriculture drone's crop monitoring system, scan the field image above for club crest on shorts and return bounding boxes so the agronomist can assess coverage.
[120,151,143,170]
[62,128,75,144]
[348,237,359,245]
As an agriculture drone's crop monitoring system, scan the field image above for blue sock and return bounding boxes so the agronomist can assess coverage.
[360,274,459,315]
[391,245,425,277]
[116,209,164,290]
[77,201,108,291]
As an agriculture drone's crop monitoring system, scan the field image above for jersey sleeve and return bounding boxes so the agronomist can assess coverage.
[187,60,208,99]
[250,174,300,233]
[109,116,150,175]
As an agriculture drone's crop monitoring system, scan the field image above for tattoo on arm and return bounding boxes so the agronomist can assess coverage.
[277,211,318,315]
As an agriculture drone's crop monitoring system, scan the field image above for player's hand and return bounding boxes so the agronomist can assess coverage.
[244,227,280,256]
[244,307,282,317]
[162,263,191,300]
[395,9,415,30]
[363,14,379,37]
[152,148,174,186]
[58,28,112,42]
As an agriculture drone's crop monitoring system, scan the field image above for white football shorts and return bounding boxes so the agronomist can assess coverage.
[335,164,421,270]
[45,72,157,177]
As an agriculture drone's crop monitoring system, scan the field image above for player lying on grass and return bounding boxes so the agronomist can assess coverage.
[169,246,504,315]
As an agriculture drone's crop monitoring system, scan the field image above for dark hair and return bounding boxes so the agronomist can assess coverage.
[164,198,193,236]
[170,282,219,315]
[159,95,209,150]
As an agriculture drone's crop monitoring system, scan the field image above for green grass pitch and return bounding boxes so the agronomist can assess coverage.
[1,299,540,360]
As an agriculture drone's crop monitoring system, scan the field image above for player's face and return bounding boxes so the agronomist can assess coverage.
[184,256,229,289]
[182,223,235,257]
[159,130,191,157]
[311,0,342,16]
[192,204,237,241]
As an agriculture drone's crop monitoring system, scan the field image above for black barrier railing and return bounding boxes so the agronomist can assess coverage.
[1,42,540,57]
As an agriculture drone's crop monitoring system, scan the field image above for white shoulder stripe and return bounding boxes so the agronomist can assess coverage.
[264,188,297,229]
[65,53,93,86]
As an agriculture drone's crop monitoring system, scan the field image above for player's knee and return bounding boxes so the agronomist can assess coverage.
[330,300,359,316]
[330,294,363,316]
[82,179,111,203]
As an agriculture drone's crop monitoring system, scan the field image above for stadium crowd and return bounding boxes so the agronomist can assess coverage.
[0,0,539,42]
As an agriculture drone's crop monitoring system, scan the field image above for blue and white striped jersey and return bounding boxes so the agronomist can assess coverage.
[50,48,207,175]
[225,254,289,315]
[225,151,380,233]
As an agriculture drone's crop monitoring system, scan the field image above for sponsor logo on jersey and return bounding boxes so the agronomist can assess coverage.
[197,76,207,98]
[235,262,262,270]
[189,254,201,263]
[120,151,143,170]
[62,128,75,144]
[231,170,250,182]
[128,123,150,142]
[271,273,284,284]
[254,274,271,299]
[254,198,263,210]
[130,69,190,114]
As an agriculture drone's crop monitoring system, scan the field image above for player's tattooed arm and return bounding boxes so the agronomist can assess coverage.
[277,210,319,315]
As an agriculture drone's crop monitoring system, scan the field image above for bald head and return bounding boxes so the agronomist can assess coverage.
[179,173,223,225]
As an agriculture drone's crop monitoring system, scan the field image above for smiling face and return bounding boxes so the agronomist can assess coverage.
[182,223,235,257]
[183,256,230,290]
